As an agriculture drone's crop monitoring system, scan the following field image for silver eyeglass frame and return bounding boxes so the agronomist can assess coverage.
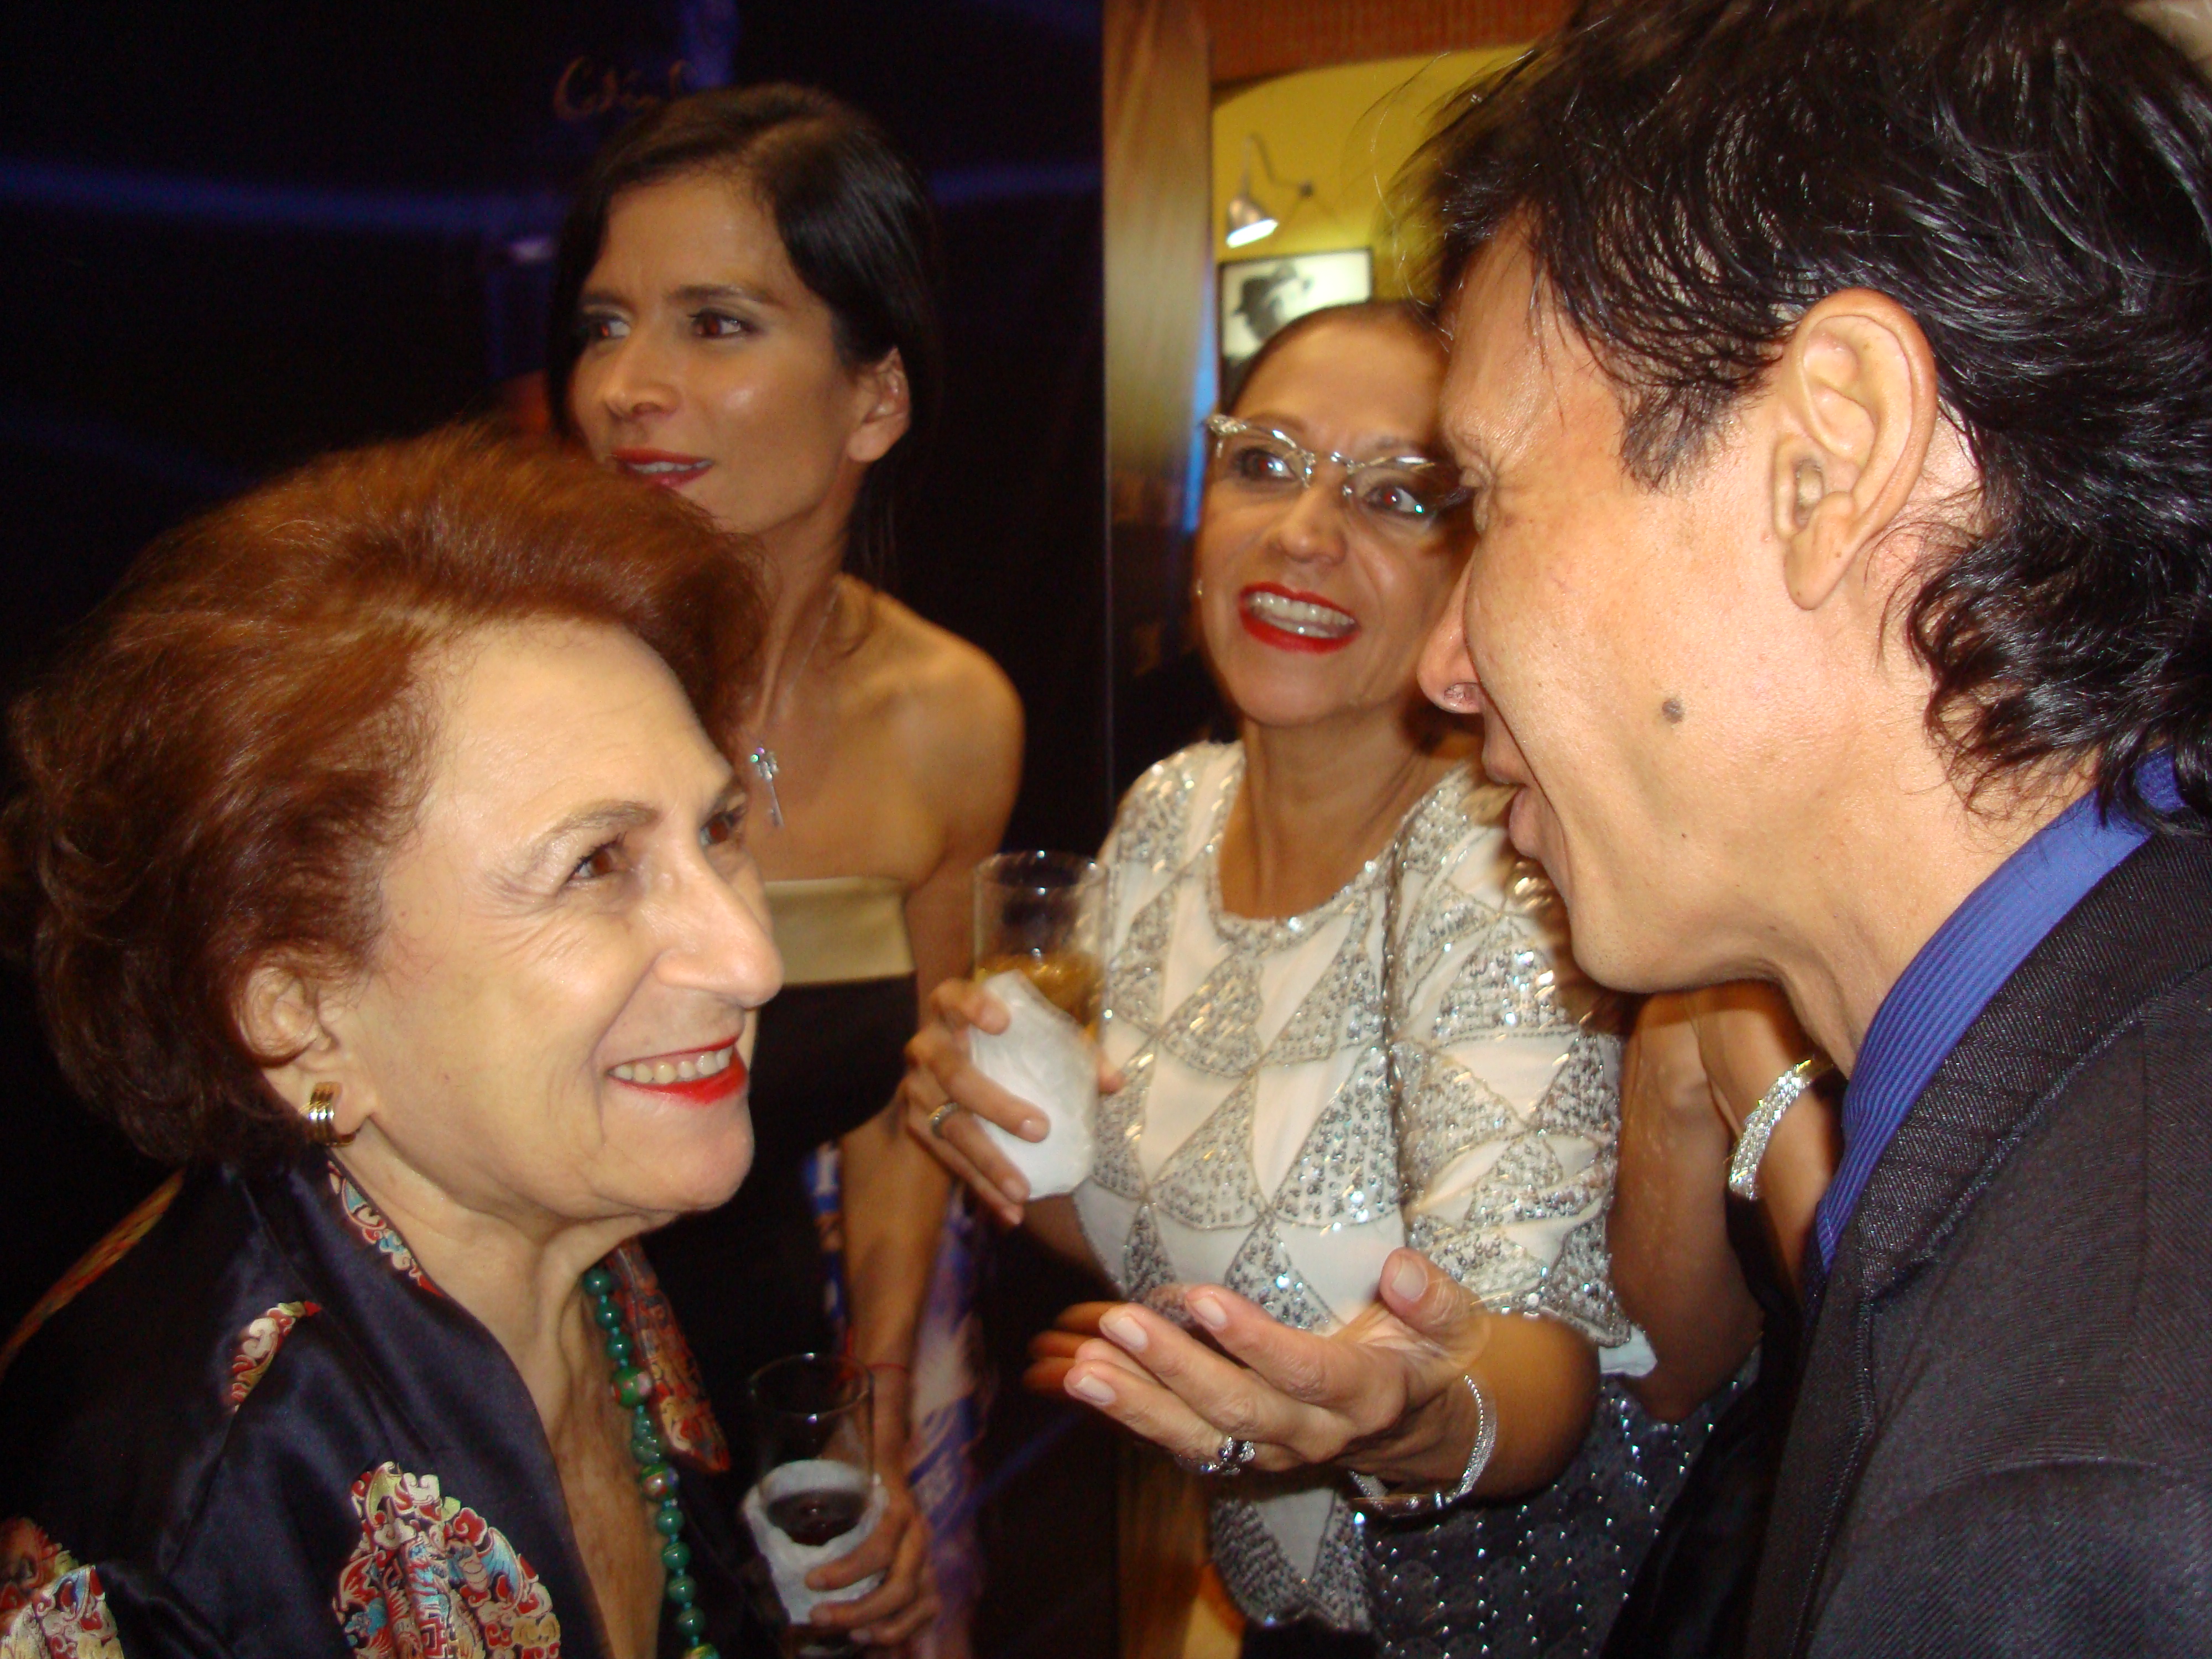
[1202,413,1471,526]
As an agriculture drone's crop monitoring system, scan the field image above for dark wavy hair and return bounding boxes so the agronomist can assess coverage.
[2,425,763,1165]
[1224,299,1439,415]
[1422,0,2212,830]
[546,83,943,586]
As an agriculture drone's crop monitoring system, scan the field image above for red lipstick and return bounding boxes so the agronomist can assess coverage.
[609,1037,748,1105]
[1237,582,1360,655]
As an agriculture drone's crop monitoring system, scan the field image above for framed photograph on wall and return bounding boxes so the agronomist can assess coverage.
[1218,248,1374,398]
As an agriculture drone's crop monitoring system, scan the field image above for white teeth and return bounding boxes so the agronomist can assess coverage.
[627,460,702,475]
[1244,590,1357,638]
[612,1042,737,1084]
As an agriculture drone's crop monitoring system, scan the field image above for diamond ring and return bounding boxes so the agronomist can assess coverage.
[1181,1435,1258,1478]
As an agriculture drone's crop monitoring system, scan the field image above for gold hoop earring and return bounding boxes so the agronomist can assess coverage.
[305,1082,355,1148]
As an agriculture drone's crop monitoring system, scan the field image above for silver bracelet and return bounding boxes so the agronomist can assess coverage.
[1726,1056,1823,1202]
[1348,1373,1495,1519]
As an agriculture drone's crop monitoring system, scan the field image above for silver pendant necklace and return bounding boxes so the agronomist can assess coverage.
[746,577,841,830]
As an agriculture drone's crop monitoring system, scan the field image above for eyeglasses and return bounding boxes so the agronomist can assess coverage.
[1203,414,1470,536]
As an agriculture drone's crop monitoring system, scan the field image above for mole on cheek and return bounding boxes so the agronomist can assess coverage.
[1661,696,1686,724]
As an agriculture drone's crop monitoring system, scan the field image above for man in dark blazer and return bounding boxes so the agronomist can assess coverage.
[1415,0,2212,1651]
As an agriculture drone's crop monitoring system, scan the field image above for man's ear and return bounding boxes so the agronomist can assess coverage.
[238,962,372,1139]
[846,347,912,466]
[1766,289,1940,611]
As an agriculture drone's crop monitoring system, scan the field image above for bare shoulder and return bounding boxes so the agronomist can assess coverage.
[851,587,1023,783]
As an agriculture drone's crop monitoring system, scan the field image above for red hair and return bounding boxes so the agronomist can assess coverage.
[2,422,763,1164]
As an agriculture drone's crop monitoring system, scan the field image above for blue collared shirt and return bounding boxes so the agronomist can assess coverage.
[1813,753,2183,1270]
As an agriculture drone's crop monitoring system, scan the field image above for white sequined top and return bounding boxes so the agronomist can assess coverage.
[1072,744,1645,1632]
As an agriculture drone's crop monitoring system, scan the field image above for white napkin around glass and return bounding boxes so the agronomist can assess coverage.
[740,1459,886,1626]
[966,969,1098,1198]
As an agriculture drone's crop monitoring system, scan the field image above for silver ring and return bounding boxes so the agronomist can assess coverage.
[926,1099,962,1139]
[1181,1435,1256,1478]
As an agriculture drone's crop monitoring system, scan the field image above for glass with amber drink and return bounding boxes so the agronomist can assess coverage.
[972,851,1105,1031]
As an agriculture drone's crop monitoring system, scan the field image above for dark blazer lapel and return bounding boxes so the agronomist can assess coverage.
[1844,832,2212,1302]
[1750,831,2212,1655]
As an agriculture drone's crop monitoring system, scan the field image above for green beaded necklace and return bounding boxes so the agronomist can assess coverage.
[583,1264,718,1659]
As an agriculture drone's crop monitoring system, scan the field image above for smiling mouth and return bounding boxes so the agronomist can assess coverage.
[610,1037,745,1103]
[612,451,712,489]
[1238,585,1360,653]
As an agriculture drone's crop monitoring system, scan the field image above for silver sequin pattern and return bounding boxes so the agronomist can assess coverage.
[1076,745,1648,1638]
[1365,1378,1740,1659]
[1270,1047,1400,1228]
[1211,1484,1370,1629]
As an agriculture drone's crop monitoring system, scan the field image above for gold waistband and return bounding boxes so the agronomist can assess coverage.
[764,876,915,986]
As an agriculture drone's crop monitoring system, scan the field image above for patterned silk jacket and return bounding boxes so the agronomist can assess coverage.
[0,1149,771,1659]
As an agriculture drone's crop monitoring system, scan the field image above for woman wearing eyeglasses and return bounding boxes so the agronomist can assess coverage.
[902,302,1719,1658]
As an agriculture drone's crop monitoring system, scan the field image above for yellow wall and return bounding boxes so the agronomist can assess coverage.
[1211,49,1524,295]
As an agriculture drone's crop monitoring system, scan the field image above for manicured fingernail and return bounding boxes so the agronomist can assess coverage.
[1101,1308,1148,1351]
[1068,1370,1117,1406]
[1188,1291,1228,1331]
[1389,1255,1427,1301]
[1022,1116,1047,1141]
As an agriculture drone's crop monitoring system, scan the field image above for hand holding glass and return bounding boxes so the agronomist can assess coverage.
[743,1354,882,1652]
[966,852,1104,1198]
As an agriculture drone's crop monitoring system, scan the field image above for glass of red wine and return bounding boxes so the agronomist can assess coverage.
[747,1353,876,1655]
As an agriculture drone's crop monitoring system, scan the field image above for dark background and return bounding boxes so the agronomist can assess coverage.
[0,4,1115,1653]
[0,0,1113,847]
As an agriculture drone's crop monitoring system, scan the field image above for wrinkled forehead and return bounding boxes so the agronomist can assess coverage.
[411,619,727,833]
[1437,237,1573,476]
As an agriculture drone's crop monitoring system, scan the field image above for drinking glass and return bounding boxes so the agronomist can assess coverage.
[747,1354,875,1656]
[972,851,1106,1030]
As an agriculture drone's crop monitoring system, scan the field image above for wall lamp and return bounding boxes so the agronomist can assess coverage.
[1224,133,1312,249]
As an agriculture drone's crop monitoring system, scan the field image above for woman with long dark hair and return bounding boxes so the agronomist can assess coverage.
[550,85,1022,1649]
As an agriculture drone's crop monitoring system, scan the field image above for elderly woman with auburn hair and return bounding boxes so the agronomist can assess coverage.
[0,426,839,1658]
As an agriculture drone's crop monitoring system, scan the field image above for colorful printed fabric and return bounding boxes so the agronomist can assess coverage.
[0,1175,182,1384]
[603,1243,729,1473]
[0,1521,67,1626]
[904,1196,985,1659]
[328,1166,442,1297]
[333,1464,561,1658]
[0,1154,767,1658]
[226,1302,322,1409]
[0,1520,121,1659]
